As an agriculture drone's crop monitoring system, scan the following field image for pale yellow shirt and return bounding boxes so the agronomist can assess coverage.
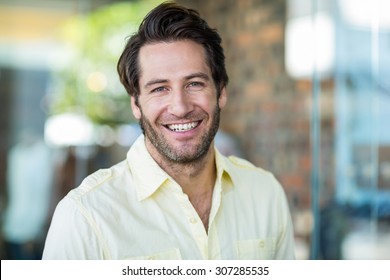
[43,135,295,260]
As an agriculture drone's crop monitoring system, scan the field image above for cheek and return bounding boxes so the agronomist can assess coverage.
[137,98,166,122]
[198,95,218,113]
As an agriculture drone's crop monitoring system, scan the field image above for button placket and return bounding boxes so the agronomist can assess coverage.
[173,189,208,259]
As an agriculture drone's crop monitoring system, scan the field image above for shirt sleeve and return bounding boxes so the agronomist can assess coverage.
[42,197,106,260]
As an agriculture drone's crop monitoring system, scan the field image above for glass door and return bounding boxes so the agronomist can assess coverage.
[287,0,390,259]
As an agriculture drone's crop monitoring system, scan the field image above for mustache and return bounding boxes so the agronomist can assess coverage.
[158,111,207,124]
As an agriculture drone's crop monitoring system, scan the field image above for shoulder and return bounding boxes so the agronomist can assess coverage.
[226,155,275,179]
[223,155,283,193]
[227,156,257,169]
[67,160,128,201]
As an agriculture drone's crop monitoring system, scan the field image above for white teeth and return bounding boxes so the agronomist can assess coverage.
[167,122,198,132]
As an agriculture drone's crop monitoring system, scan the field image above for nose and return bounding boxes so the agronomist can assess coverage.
[167,90,194,117]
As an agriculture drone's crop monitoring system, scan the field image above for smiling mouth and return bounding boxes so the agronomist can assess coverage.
[165,121,201,132]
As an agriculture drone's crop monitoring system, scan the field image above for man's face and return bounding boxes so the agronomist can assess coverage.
[131,40,227,164]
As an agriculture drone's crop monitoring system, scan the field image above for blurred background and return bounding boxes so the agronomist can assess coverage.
[0,0,389,260]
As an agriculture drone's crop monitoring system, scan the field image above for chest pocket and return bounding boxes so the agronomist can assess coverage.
[124,248,182,260]
[235,238,276,259]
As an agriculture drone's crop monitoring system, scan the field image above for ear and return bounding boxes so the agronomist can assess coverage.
[131,96,141,120]
[218,87,227,109]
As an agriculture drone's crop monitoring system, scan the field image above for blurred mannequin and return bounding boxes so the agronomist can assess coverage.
[2,131,53,259]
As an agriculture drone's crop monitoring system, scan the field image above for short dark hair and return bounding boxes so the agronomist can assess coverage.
[117,1,228,100]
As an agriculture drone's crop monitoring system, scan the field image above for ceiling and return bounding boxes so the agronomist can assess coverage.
[0,0,121,41]
[0,0,123,68]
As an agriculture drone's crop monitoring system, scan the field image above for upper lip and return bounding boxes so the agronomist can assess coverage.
[162,120,201,126]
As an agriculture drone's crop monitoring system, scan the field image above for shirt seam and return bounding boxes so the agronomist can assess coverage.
[70,196,112,259]
[71,163,126,200]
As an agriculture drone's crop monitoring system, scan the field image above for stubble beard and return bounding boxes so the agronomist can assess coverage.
[138,106,221,165]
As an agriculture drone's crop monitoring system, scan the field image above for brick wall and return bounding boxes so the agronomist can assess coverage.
[177,0,325,208]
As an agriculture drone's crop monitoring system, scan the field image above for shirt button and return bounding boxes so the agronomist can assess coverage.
[190,217,197,224]
[148,256,155,260]
[259,240,265,248]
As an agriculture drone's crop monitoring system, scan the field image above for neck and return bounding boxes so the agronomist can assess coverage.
[155,145,216,193]
[146,140,217,231]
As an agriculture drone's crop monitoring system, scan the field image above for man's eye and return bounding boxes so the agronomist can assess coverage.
[187,82,204,90]
[151,86,167,93]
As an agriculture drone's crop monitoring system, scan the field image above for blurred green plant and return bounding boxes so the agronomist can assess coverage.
[50,0,162,126]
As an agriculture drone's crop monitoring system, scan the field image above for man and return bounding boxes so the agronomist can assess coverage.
[43,2,295,259]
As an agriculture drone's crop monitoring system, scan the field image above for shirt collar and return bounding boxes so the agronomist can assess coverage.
[214,147,234,189]
[126,135,170,201]
[127,135,234,201]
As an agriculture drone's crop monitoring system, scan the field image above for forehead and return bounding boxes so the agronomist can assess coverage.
[138,40,211,82]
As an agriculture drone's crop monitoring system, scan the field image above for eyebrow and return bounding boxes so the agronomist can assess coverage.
[144,79,169,89]
[143,72,210,89]
[184,72,210,81]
